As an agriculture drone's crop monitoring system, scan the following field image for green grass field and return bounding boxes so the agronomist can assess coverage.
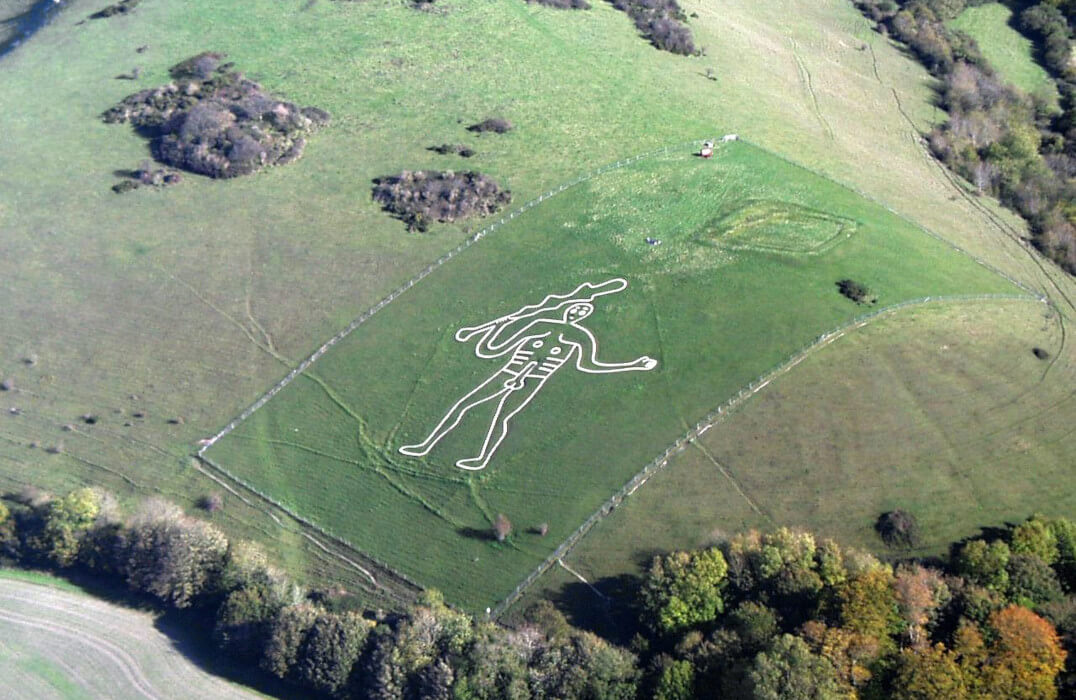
[950,2,1059,104]
[206,141,1022,610]
[2,0,1075,613]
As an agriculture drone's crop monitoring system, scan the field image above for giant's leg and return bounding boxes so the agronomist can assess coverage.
[455,376,551,470]
[399,369,512,456]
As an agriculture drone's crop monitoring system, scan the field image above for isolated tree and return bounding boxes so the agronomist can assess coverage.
[641,547,728,636]
[748,634,844,700]
[493,513,512,542]
[876,509,921,549]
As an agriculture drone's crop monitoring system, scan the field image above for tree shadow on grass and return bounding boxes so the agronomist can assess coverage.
[457,526,495,541]
[153,610,306,699]
[550,573,643,647]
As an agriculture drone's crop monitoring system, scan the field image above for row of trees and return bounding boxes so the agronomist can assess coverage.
[2,486,1073,698]
[854,0,1076,274]
[0,487,638,699]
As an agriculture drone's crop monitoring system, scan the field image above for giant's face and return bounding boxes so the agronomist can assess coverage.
[565,303,594,322]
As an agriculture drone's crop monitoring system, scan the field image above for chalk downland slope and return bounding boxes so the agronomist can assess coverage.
[0,0,1073,611]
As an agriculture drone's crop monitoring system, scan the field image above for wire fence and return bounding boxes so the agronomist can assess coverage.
[490,292,1045,618]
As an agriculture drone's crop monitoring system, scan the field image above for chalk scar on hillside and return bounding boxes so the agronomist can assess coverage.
[397,278,658,471]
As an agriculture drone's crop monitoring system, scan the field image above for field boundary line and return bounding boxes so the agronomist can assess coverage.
[491,293,1045,617]
[196,454,421,604]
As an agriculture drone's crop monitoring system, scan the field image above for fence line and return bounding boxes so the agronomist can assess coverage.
[197,454,423,601]
[490,292,1044,618]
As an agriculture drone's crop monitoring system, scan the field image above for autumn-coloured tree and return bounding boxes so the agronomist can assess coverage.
[800,620,881,690]
[984,605,1067,700]
[894,564,950,648]
[890,644,967,700]
[833,568,901,652]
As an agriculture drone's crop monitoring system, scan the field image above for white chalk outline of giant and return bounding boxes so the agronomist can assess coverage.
[398,278,658,470]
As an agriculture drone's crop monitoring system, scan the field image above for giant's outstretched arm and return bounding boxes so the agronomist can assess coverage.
[564,330,657,374]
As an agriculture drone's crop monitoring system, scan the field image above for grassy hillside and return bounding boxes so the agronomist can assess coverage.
[0,0,1073,610]
[950,2,1059,103]
[521,296,1076,622]
[0,570,266,699]
[206,141,1020,610]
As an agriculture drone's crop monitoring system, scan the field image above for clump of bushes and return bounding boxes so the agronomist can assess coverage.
[111,163,182,194]
[372,170,511,232]
[876,509,921,548]
[103,52,330,180]
[467,117,513,134]
[527,0,591,9]
[89,0,140,19]
[609,0,696,55]
[836,278,874,304]
[428,143,476,157]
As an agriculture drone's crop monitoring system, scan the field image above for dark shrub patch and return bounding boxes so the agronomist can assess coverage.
[89,0,140,19]
[198,493,224,512]
[104,52,329,180]
[428,143,476,157]
[0,379,12,391]
[526,0,591,8]
[876,509,921,549]
[467,117,513,134]
[836,278,873,304]
[1033,347,1051,360]
[372,170,511,232]
[609,0,696,55]
[112,180,139,194]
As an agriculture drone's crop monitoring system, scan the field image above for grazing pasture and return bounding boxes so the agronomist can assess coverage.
[206,142,1020,610]
[949,2,1059,103]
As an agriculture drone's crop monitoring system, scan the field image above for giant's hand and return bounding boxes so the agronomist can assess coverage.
[636,356,658,370]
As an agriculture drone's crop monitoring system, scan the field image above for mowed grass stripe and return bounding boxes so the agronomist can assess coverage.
[207,142,1019,610]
